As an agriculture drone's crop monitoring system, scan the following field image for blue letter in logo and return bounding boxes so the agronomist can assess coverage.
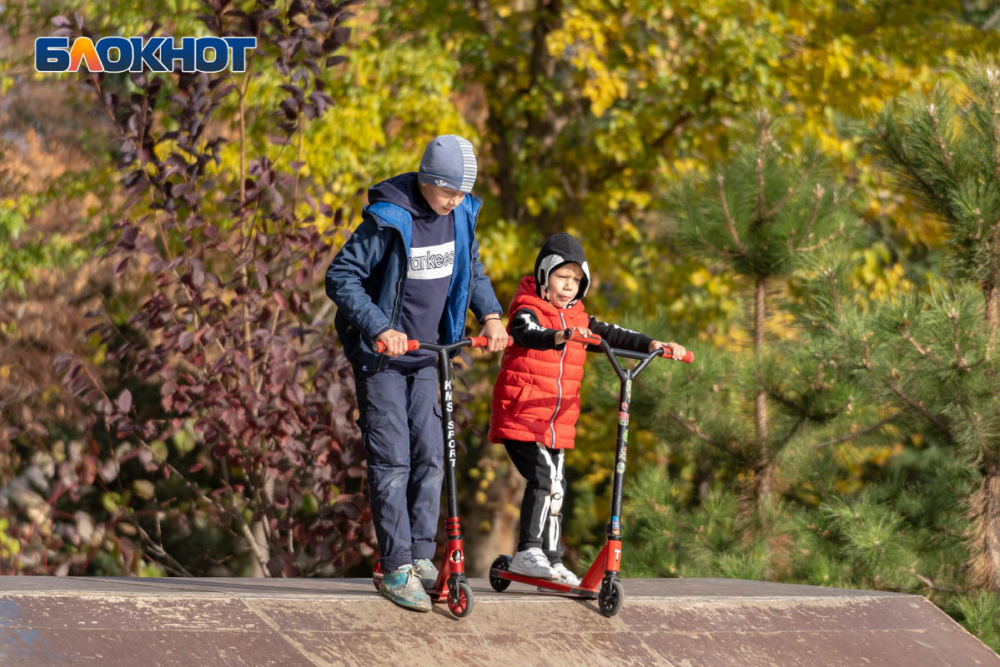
[96,37,132,73]
[130,36,167,72]
[196,37,228,73]
[224,37,256,73]
[34,37,70,72]
[159,37,196,72]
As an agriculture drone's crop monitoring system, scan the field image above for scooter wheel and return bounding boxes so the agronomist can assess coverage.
[598,579,624,617]
[489,555,512,592]
[448,580,474,618]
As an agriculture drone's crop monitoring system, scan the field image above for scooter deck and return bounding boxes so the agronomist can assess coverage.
[488,567,599,599]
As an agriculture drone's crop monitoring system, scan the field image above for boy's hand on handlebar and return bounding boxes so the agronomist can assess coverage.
[650,340,687,361]
[375,329,408,357]
[555,326,592,345]
[480,318,509,353]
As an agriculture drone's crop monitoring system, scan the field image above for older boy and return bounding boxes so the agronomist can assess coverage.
[326,135,507,611]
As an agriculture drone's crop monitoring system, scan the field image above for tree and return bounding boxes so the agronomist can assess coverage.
[1,0,484,576]
[25,0,373,578]
[856,62,1000,591]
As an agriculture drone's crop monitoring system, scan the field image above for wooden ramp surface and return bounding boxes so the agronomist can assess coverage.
[1,576,997,666]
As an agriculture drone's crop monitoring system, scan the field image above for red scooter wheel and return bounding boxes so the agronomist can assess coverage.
[447,580,474,617]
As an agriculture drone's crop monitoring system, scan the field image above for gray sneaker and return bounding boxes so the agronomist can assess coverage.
[379,564,432,612]
[412,558,439,591]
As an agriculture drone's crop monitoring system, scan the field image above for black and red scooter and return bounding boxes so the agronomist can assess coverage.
[487,333,694,617]
[370,336,506,618]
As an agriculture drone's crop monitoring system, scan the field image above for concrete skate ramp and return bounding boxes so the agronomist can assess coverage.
[1,577,997,666]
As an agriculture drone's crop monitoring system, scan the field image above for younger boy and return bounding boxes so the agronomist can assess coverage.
[488,233,686,585]
[327,135,507,611]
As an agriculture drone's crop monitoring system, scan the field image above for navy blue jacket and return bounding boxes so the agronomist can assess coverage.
[326,192,503,371]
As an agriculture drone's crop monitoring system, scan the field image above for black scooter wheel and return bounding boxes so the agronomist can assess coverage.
[489,556,512,592]
[448,580,474,617]
[598,579,624,617]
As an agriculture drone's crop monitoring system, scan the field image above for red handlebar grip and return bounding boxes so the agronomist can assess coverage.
[661,349,695,363]
[565,330,603,346]
[374,340,421,353]
[470,336,514,349]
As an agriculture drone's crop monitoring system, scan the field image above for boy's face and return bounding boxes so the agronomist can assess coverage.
[544,263,584,308]
[419,182,466,216]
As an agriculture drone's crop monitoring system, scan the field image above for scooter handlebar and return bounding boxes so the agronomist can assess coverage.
[565,330,694,363]
[374,337,512,354]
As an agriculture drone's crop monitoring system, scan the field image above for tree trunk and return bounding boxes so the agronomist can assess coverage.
[970,461,1000,591]
[974,224,1000,590]
[985,222,1000,360]
[753,276,772,517]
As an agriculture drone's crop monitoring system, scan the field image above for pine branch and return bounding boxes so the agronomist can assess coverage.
[693,224,740,259]
[970,411,992,461]
[764,153,820,221]
[717,174,746,254]
[814,411,904,449]
[887,380,954,440]
[948,307,974,371]
[753,110,771,227]
[987,68,1000,179]
[779,414,808,445]
[764,382,850,423]
[927,103,959,186]
[909,568,962,593]
[983,6,1000,31]
[755,155,766,226]
[666,411,746,461]
[796,221,845,253]
[902,327,945,367]
[876,124,961,226]
[788,183,824,251]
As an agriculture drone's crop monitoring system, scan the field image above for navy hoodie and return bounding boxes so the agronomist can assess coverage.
[367,173,455,368]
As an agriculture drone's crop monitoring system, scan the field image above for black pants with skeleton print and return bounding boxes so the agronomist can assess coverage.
[504,440,566,565]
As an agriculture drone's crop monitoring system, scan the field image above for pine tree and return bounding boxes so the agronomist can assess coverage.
[610,111,887,578]
[858,63,1000,591]
[665,112,855,519]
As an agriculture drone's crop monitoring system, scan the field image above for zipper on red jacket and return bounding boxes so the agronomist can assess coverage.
[548,311,568,446]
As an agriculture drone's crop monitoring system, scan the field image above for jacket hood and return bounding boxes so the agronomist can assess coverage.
[367,172,435,219]
[533,233,591,303]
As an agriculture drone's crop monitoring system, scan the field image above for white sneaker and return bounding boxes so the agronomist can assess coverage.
[551,562,581,586]
[510,547,557,579]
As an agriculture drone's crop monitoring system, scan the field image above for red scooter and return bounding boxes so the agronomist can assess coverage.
[488,333,694,617]
[371,336,505,618]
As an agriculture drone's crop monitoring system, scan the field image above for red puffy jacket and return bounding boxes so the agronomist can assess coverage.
[489,276,590,449]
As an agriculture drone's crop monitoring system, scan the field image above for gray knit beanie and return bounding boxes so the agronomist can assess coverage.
[417,135,478,193]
